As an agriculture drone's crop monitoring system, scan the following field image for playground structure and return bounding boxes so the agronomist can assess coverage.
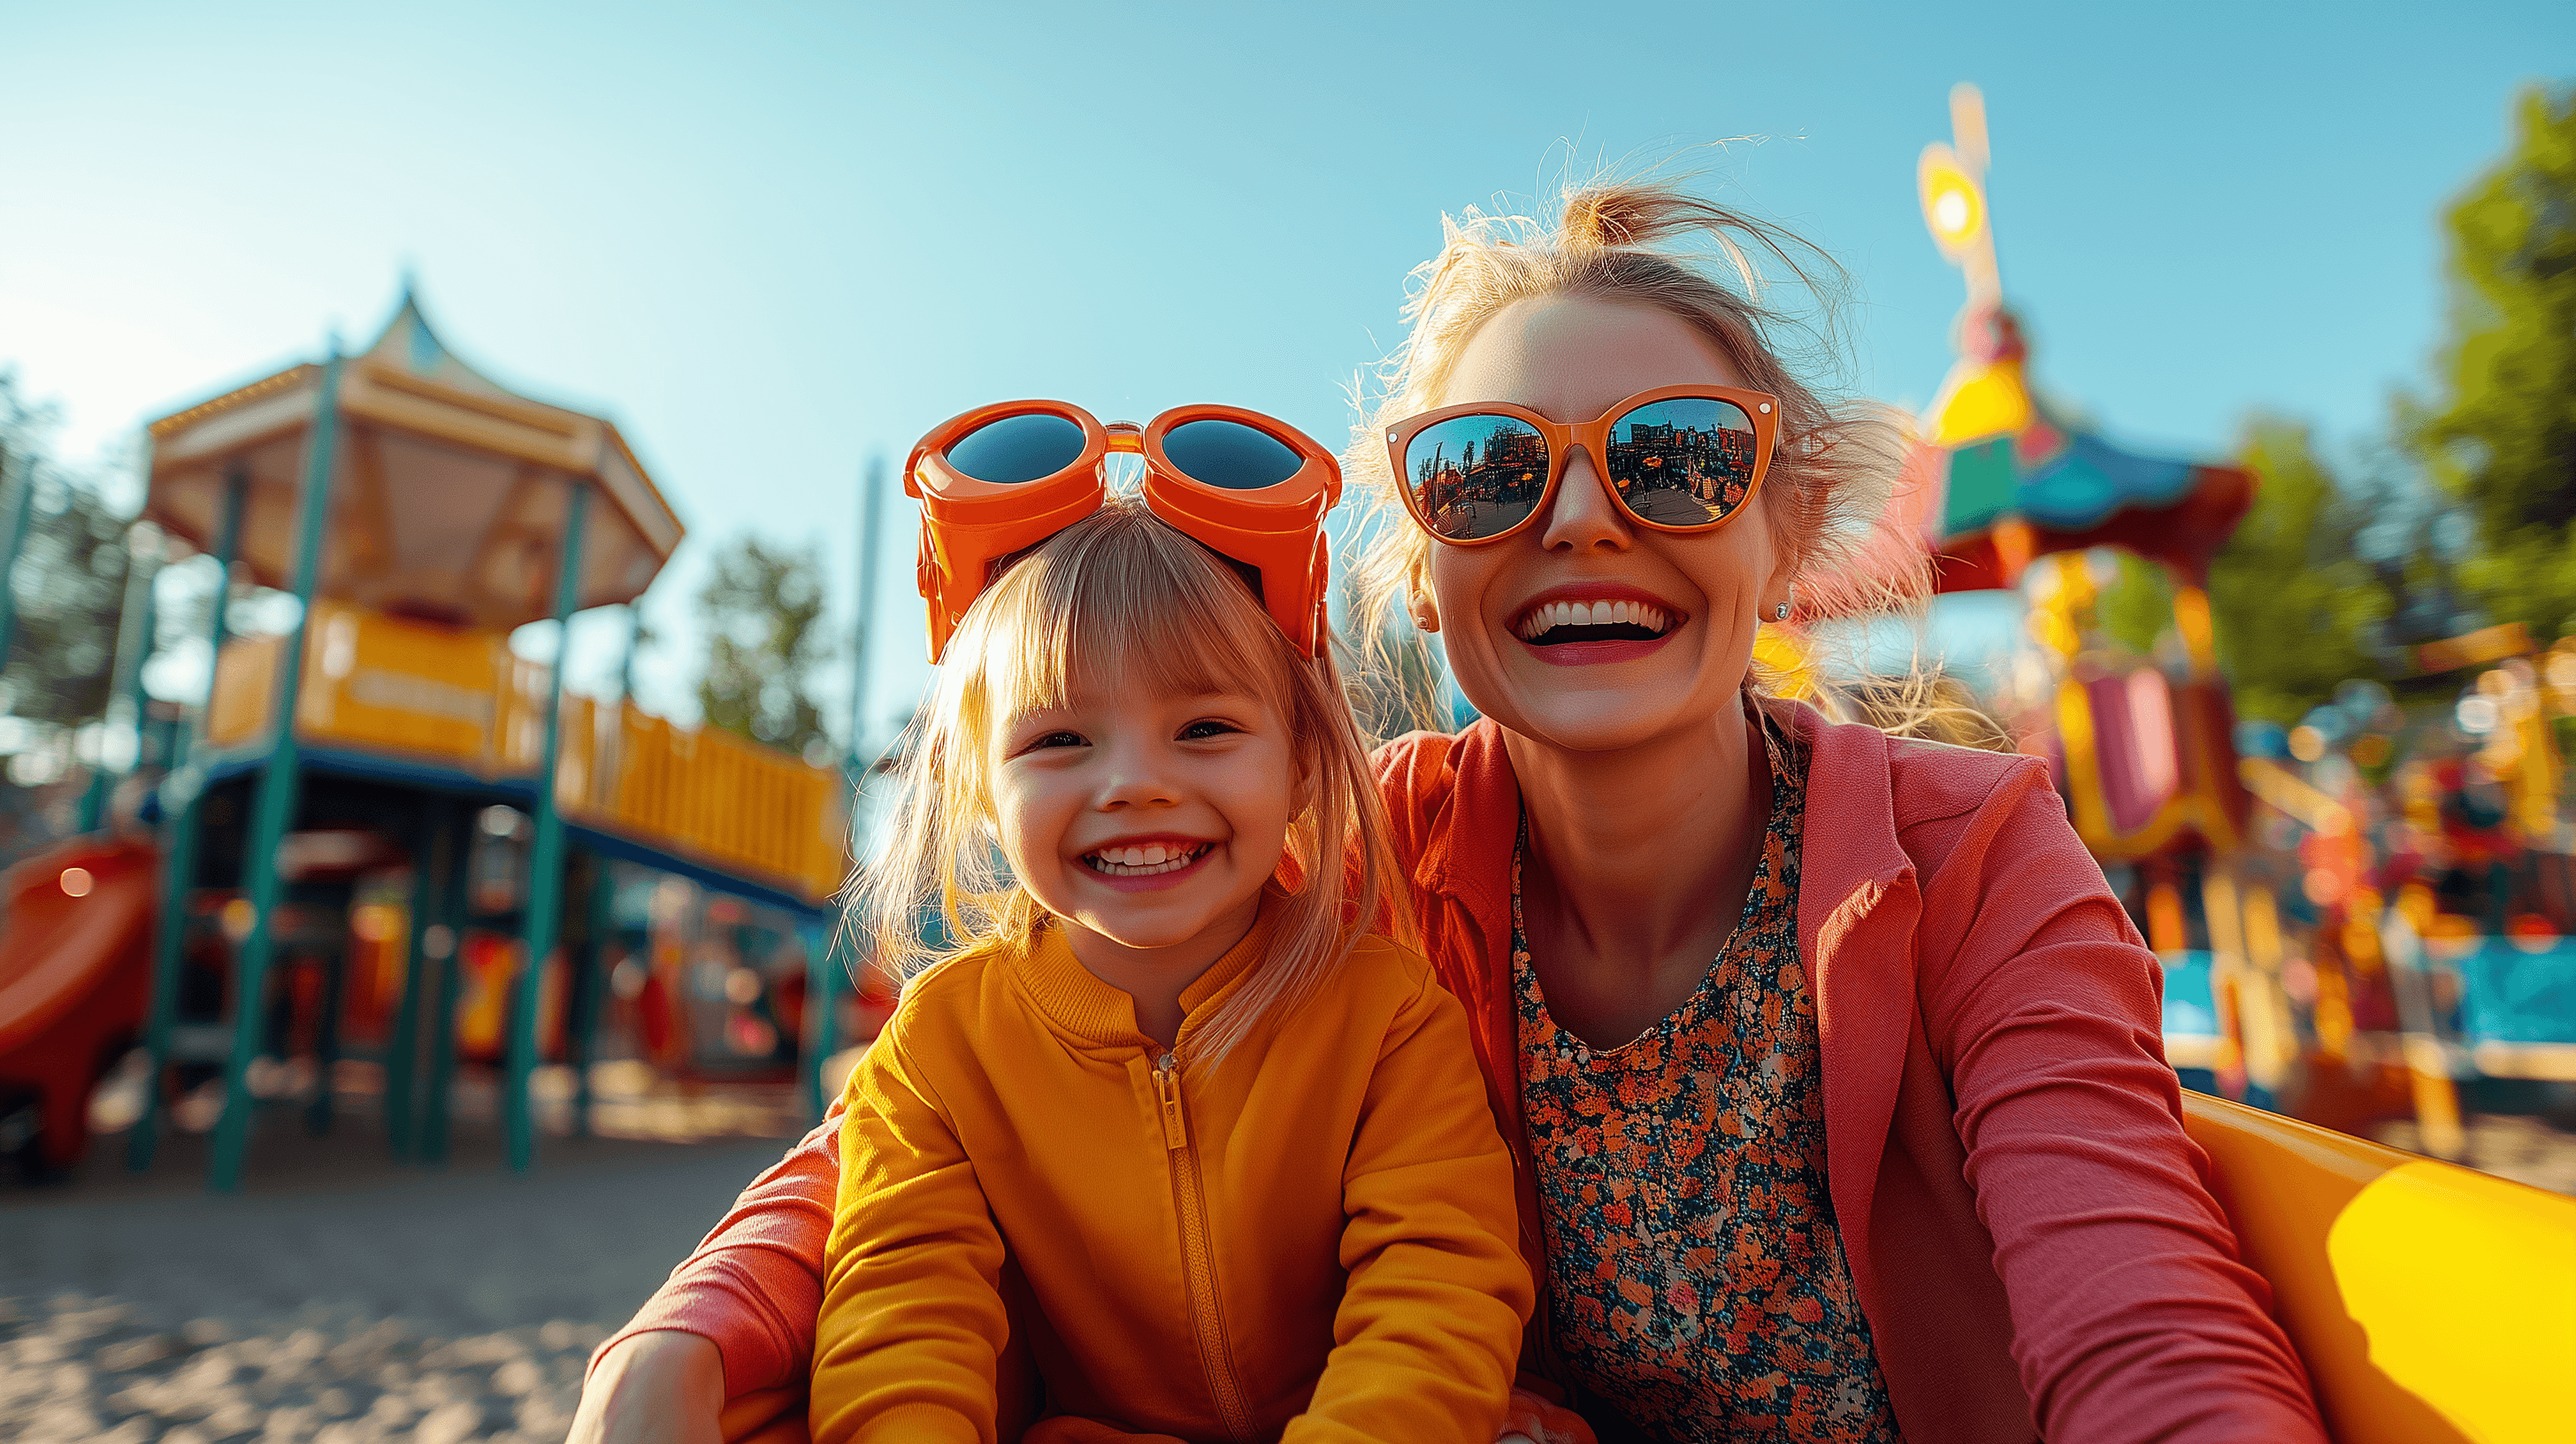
[0,295,864,1187]
[1905,87,2576,1140]
[1896,87,2576,1443]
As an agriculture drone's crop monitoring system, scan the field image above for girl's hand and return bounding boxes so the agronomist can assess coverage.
[570,1331,724,1444]
[1498,1386,1597,1444]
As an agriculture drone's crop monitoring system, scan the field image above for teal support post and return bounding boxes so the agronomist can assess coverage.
[420,801,474,1165]
[569,857,617,1137]
[846,454,886,772]
[209,354,346,1192]
[0,447,35,673]
[128,469,248,1171]
[78,529,159,833]
[800,920,842,1122]
[503,482,589,1171]
[383,810,451,1158]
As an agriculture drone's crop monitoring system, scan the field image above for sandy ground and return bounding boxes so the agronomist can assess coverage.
[5,1074,2571,1444]
[0,1093,809,1444]
[2370,1111,2576,1194]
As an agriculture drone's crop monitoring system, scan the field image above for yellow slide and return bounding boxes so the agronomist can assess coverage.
[2183,1092,2576,1443]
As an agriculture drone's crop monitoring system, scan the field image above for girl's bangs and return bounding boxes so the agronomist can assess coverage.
[977,510,1293,724]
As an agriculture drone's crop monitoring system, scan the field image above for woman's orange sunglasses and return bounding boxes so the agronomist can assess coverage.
[1384,385,1779,546]
[907,401,1341,662]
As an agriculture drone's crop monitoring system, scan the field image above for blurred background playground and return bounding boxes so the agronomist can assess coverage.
[2,5,2572,1443]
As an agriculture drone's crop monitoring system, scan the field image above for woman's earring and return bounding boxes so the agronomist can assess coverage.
[1768,602,1791,622]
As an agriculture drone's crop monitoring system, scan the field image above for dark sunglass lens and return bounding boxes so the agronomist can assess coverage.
[947,412,1086,484]
[1401,415,1549,540]
[1162,419,1304,490]
[1604,397,1759,526]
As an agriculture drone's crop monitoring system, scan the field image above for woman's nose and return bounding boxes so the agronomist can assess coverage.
[1537,448,1633,552]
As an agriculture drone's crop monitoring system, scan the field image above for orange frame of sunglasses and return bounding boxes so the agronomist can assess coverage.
[1383,384,1781,546]
[907,400,1342,663]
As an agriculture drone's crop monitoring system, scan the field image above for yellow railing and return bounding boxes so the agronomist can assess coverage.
[207,601,847,902]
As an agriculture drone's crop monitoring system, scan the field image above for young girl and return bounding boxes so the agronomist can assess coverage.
[808,405,1530,1444]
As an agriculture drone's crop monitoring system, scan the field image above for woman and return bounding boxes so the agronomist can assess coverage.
[574,180,2325,1444]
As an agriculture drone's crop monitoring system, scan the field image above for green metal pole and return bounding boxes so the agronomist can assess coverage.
[503,481,589,1171]
[847,454,886,772]
[122,553,160,768]
[801,919,840,1122]
[77,527,159,833]
[384,810,451,1158]
[569,856,616,1138]
[421,800,474,1166]
[210,353,345,1192]
[0,447,35,675]
[128,469,248,1171]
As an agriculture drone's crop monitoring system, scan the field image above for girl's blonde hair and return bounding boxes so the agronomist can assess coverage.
[1345,174,1934,726]
[856,497,1407,1062]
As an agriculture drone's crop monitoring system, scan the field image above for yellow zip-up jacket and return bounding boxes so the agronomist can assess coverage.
[809,906,1531,1444]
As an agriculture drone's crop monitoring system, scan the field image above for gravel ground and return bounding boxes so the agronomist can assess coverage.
[4,1083,2567,1444]
[0,1111,801,1444]
[2370,1110,2576,1194]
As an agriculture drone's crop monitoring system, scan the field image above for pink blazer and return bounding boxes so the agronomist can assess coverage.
[604,703,2325,1444]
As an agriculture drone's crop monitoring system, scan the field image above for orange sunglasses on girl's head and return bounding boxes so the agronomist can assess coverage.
[907,400,1341,663]
[1384,384,1780,546]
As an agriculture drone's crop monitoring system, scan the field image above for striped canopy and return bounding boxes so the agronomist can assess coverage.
[1920,307,2250,593]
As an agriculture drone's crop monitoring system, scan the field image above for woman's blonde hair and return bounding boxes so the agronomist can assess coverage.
[855,497,1407,1061]
[1345,173,1935,726]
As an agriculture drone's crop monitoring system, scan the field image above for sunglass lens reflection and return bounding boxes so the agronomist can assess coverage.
[1604,397,1758,526]
[947,412,1087,485]
[1403,415,1551,540]
[1163,419,1304,490]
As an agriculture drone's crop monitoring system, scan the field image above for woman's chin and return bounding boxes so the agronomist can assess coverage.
[1479,680,1717,756]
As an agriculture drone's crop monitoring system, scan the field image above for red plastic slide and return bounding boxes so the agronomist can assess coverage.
[0,835,157,1171]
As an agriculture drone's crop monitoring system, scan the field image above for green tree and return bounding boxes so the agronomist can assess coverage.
[2206,419,2393,726]
[2094,550,2176,659]
[2409,85,2576,641]
[0,375,130,730]
[694,534,833,760]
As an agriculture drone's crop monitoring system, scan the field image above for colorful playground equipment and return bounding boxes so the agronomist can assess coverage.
[1906,88,2576,1442]
[0,294,857,1185]
[1913,87,2272,1080]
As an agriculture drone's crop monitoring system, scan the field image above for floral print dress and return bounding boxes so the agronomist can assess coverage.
[1512,719,1899,1443]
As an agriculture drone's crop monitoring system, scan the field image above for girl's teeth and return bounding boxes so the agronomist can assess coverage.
[1089,844,1203,877]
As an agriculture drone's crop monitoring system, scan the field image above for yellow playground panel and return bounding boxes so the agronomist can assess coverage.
[206,601,845,903]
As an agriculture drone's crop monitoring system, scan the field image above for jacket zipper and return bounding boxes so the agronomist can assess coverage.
[1153,1050,1255,1442]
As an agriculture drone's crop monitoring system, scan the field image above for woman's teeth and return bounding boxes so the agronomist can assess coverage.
[1514,599,1673,641]
[1085,843,1208,877]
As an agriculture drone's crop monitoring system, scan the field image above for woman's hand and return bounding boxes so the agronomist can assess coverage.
[1498,1385,1597,1444]
[569,1331,725,1444]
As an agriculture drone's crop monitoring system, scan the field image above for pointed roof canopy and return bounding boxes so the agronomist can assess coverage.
[143,290,685,631]
[1918,305,2251,592]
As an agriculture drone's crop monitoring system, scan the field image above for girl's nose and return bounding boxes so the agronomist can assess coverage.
[1094,741,1180,810]
[1537,448,1633,553]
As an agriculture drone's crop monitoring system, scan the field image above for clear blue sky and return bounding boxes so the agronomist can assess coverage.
[4,1,2567,741]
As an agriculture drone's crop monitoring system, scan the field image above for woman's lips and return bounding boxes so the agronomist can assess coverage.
[1516,631,1680,666]
[1507,585,1686,666]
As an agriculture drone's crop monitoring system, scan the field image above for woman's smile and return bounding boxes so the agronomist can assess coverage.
[1509,581,1687,666]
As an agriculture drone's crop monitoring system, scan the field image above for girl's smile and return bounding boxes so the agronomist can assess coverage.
[1077,834,1219,887]
[991,679,1299,1032]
